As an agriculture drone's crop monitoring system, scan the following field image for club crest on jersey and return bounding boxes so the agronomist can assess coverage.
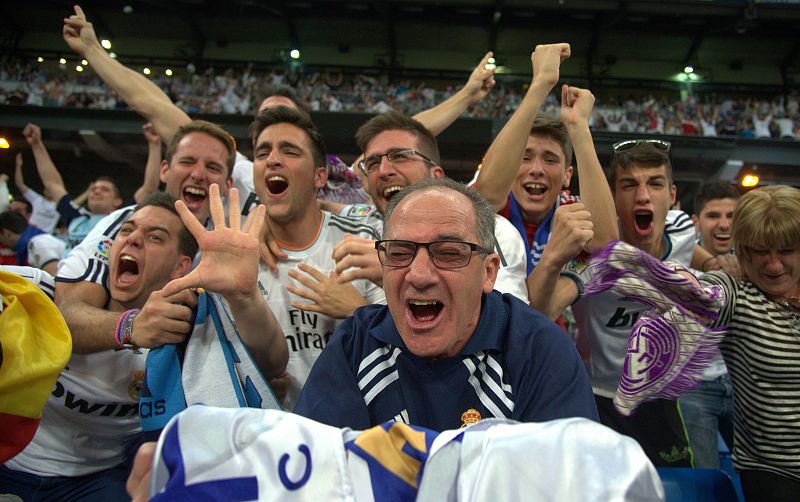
[96,239,112,260]
[129,371,144,400]
[345,204,374,218]
[460,408,481,428]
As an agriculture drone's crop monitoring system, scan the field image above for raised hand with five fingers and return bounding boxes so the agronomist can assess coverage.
[162,184,288,378]
[162,185,264,299]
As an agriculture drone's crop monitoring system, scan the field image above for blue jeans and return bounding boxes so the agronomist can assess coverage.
[679,374,735,468]
[0,464,129,501]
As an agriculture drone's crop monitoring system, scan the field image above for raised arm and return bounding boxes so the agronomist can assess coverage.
[134,123,163,203]
[412,51,496,136]
[0,174,10,213]
[14,153,29,195]
[474,43,570,211]
[63,5,190,141]
[162,185,288,378]
[70,182,91,207]
[22,123,68,202]
[559,85,618,251]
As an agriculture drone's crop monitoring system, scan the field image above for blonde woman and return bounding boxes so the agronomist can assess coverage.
[700,185,800,501]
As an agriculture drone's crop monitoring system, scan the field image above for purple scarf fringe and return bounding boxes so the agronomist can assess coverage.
[586,241,727,416]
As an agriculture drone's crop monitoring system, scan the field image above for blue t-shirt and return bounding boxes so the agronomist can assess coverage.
[295,291,599,431]
[57,194,120,251]
[15,226,45,265]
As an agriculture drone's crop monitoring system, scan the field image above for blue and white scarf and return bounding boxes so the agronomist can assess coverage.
[140,291,281,433]
[507,194,556,276]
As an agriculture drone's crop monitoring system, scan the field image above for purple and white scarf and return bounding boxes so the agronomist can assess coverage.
[585,241,726,416]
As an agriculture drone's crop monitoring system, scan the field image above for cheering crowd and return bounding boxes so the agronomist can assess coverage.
[3,58,800,140]
[1,5,799,501]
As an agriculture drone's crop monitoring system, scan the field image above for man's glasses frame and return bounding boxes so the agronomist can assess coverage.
[375,239,491,269]
[358,148,436,176]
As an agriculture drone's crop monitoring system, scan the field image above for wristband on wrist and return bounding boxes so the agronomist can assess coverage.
[114,309,141,349]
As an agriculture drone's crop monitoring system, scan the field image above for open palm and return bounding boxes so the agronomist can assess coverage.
[162,185,266,299]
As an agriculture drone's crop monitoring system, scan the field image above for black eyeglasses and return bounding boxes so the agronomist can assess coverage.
[375,239,491,269]
[612,139,671,153]
[358,148,436,175]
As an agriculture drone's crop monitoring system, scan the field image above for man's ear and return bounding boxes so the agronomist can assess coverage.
[563,165,574,188]
[482,253,501,294]
[114,197,124,208]
[171,255,193,279]
[314,166,328,190]
[159,160,170,184]
[431,166,445,179]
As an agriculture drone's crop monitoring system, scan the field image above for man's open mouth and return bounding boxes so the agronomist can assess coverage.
[183,186,207,205]
[408,299,443,323]
[382,185,403,201]
[267,175,289,195]
[116,254,140,286]
[714,232,731,242]
[524,182,547,196]
[634,211,654,231]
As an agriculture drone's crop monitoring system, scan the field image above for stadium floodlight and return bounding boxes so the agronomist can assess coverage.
[741,174,759,187]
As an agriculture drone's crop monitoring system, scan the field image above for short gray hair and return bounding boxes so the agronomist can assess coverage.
[383,177,496,251]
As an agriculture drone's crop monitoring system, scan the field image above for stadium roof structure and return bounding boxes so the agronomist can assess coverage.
[6,0,800,88]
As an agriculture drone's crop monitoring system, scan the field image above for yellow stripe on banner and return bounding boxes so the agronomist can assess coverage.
[0,271,71,419]
[353,422,428,488]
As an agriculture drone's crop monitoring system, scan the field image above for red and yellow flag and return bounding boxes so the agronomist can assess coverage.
[0,270,71,462]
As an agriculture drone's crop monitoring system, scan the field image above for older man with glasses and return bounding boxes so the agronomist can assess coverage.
[294,177,598,431]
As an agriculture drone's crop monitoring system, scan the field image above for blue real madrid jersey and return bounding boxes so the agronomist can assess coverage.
[295,291,598,431]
